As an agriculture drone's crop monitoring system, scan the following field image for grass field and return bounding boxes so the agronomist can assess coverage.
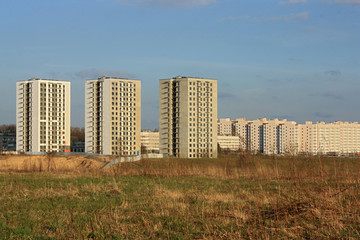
[0,154,360,239]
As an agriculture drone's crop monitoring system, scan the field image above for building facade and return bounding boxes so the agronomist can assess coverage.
[233,118,248,151]
[217,136,241,152]
[159,76,218,158]
[220,117,360,155]
[298,121,360,155]
[71,142,85,153]
[217,118,233,136]
[141,130,160,153]
[278,121,299,155]
[247,118,267,153]
[85,77,141,156]
[0,131,16,152]
[16,79,71,153]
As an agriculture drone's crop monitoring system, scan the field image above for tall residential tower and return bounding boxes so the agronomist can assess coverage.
[16,78,71,153]
[159,76,217,158]
[85,77,141,156]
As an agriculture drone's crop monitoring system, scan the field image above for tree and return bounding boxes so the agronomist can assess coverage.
[141,144,148,155]
[71,127,85,145]
[0,125,16,132]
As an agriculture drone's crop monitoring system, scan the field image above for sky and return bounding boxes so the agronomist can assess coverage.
[0,0,359,129]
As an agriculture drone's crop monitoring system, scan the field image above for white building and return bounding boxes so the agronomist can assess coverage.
[217,136,241,152]
[233,118,249,151]
[298,121,360,155]
[16,78,71,153]
[141,131,159,153]
[221,117,360,156]
[278,121,298,155]
[159,76,218,158]
[85,77,141,156]
[218,118,233,136]
[247,118,267,153]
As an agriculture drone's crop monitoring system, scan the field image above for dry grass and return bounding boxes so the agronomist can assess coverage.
[0,154,112,173]
[0,153,360,239]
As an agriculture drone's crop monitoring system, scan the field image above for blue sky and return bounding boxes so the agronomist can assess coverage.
[0,0,359,129]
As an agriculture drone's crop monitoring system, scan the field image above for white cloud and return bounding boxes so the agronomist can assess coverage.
[279,0,307,5]
[117,0,216,8]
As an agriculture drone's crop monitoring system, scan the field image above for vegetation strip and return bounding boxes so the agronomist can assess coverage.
[0,154,360,239]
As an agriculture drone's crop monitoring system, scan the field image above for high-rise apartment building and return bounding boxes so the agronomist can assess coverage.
[16,79,71,153]
[85,77,141,156]
[159,76,217,158]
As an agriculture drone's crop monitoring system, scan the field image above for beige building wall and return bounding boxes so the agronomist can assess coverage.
[218,118,233,136]
[232,118,299,155]
[85,77,141,156]
[298,122,318,154]
[16,79,71,153]
[263,119,283,154]
[278,121,299,155]
[247,118,267,153]
[219,117,359,156]
[338,122,360,154]
[159,76,217,158]
[141,131,159,153]
[298,121,360,155]
[217,136,240,151]
[233,118,249,151]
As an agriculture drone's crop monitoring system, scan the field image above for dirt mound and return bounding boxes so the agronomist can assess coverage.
[0,154,113,172]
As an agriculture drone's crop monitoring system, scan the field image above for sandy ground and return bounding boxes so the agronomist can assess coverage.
[0,154,114,172]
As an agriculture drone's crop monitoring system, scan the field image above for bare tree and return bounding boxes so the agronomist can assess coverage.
[0,125,16,132]
[71,127,85,145]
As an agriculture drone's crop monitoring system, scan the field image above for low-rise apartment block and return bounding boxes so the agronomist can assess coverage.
[141,130,159,153]
[298,121,360,155]
[218,117,360,155]
[217,136,241,152]
[0,131,16,152]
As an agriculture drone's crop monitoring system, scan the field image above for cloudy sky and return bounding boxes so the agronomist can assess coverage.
[0,0,359,129]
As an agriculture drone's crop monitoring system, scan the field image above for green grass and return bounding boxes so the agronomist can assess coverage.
[0,155,360,239]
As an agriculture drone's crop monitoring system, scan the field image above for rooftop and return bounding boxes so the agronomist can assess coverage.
[17,78,70,82]
[160,76,217,81]
[92,76,140,81]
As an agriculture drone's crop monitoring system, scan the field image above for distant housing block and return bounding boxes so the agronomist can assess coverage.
[141,130,159,153]
[218,117,360,155]
[0,132,16,152]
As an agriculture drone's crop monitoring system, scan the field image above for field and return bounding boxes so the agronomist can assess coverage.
[0,154,360,239]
